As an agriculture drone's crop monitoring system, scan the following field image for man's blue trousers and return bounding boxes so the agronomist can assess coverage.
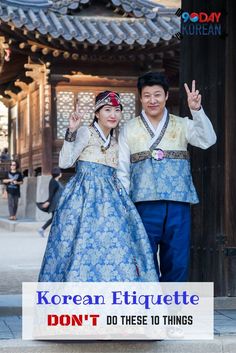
[136,200,191,282]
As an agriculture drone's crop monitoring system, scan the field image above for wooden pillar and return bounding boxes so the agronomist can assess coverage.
[27,93,33,176]
[41,64,52,175]
[180,0,226,295]
[25,63,52,175]
[224,0,236,296]
[15,80,33,175]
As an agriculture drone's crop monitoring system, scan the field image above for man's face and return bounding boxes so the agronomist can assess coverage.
[140,85,168,119]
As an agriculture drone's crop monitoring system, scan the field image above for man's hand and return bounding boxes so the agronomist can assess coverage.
[184,80,201,111]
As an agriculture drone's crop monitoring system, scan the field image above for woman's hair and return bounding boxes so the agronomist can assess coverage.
[93,91,107,124]
[51,167,61,178]
[137,72,169,96]
[92,91,122,135]
[10,160,19,169]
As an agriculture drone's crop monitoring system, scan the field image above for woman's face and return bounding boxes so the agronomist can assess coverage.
[10,162,17,171]
[95,105,122,131]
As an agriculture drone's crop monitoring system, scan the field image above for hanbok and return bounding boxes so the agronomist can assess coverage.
[38,125,158,282]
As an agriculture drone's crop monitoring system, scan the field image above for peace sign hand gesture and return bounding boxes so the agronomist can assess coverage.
[184,80,202,111]
[68,102,88,132]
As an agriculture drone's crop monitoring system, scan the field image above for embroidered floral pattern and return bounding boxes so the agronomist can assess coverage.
[140,112,170,150]
[92,122,111,151]
[130,159,199,204]
[65,128,77,142]
[130,150,190,163]
[79,127,118,168]
[38,161,158,282]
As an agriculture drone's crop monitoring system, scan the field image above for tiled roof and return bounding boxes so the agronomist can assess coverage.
[0,0,52,9]
[50,0,171,18]
[0,0,180,45]
[0,0,175,16]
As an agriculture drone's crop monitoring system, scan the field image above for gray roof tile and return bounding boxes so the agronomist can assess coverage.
[1,0,176,18]
[49,11,64,34]
[62,15,77,36]
[38,9,52,31]
[73,17,89,39]
[110,22,126,40]
[0,0,180,46]
[1,0,52,9]
[18,8,27,23]
[28,9,40,27]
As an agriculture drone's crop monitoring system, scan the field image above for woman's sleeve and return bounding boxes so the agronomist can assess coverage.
[117,125,131,193]
[59,126,90,169]
[17,173,23,182]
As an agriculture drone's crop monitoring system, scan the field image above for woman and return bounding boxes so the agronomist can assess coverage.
[3,160,23,220]
[37,167,64,237]
[38,91,158,282]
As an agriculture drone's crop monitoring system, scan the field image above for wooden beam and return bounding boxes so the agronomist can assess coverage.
[31,45,38,52]
[4,90,18,102]
[42,47,50,55]
[71,40,78,50]
[0,96,11,107]
[52,50,60,57]
[19,42,27,49]
[24,63,45,80]
[15,80,29,92]
[59,38,70,50]
[72,53,79,60]
[63,51,70,59]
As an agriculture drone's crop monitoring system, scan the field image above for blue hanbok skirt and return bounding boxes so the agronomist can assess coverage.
[38,161,158,282]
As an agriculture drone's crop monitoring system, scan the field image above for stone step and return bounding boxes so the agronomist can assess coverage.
[0,295,22,316]
[0,337,236,353]
[0,218,43,232]
[1,294,236,352]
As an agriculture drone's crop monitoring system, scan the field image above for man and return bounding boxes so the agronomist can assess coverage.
[118,72,216,282]
[3,160,23,220]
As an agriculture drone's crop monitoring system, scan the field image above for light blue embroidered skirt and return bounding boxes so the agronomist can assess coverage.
[38,161,158,282]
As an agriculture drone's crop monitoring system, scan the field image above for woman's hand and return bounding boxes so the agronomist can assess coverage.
[68,102,88,132]
[3,179,11,184]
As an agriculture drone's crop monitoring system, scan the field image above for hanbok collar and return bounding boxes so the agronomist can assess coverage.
[93,121,111,151]
[140,108,169,150]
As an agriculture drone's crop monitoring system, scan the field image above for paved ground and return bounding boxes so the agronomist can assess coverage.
[1,304,236,340]
[0,222,47,295]
[0,199,236,352]
[0,337,235,353]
